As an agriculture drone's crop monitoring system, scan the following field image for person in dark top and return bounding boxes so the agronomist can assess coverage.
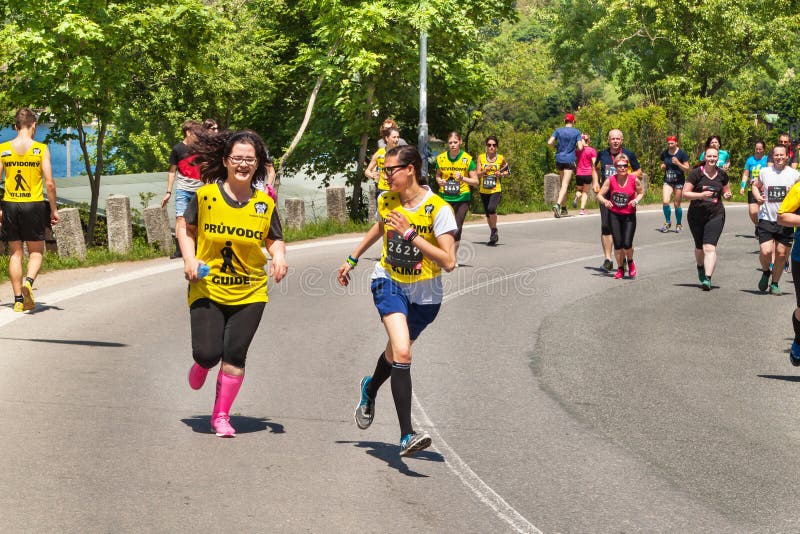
[659,136,691,233]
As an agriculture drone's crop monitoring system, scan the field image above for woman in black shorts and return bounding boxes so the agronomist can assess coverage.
[177,129,288,437]
[683,147,732,290]
[476,135,510,245]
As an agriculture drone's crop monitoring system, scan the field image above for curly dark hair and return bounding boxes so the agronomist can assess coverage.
[190,129,270,185]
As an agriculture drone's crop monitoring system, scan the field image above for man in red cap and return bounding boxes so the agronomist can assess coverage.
[659,135,691,233]
[547,113,583,217]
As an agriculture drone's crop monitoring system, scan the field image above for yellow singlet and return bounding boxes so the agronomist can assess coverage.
[378,192,451,284]
[0,141,46,202]
[374,148,389,191]
[478,153,506,194]
[188,184,277,306]
[436,150,474,202]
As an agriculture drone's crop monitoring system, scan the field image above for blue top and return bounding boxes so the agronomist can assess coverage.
[699,149,730,168]
[551,126,582,164]
[744,155,768,176]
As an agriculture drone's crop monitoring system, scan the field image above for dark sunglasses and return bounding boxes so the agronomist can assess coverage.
[486,143,497,147]
[384,163,409,177]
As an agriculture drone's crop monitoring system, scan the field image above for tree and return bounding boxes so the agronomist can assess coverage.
[0,0,220,243]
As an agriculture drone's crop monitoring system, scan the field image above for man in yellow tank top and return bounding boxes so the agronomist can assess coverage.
[0,108,60,312]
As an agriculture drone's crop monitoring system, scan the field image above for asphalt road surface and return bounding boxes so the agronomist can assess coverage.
[2,204,798,533]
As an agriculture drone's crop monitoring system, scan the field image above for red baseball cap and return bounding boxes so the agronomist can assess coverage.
[666,135,678,142]
[564,113,575,122]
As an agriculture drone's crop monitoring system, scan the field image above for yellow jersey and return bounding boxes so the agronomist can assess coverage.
[188,184,277,306]
[478,153,506,194]
[436,150,474,202]
[378,191,452,284]
[0,140,47,203]
[374,147,389,191]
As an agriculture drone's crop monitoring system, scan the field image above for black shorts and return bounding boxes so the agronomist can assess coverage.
[556,162,575,171]
[599,203,612,236]
[688,209,725,248]
[609,211,637,250]
[480,192,502,215]
[1,200,48,242]
[757,219,795,247]
[575,174,592,186]
[663,180,684,190]
[747,190,757,204]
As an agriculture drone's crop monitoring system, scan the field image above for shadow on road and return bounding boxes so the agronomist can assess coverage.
[1,302,64,314]
[0,336,126,347]
[181,415,285,435]
[673,283,716,290]
[758,374,800,383]
[335,440,443,477]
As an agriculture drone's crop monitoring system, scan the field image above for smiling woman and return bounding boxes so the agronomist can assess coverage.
[175,129,288,438]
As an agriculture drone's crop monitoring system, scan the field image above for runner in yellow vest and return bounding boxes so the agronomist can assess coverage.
[435,131,478,261]
[477,135,510,245]
[177,129,288,438]
[338,145,456,457]
[0,108,59,312]
[365,127,400,201]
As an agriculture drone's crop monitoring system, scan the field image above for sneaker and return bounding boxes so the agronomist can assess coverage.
[628,260,637,278]
[354,376,375,430]
[791,342,800,367]
[769,282,782,296]
[758,270,770,292]
[489,231,499,245]
[602,259,614,271]
[21,279,35,311]
[697,266,705,284]
[579,209,586,215]
[660,222,671,233]
[561,206,568,216]
[701,278,712,291]
[188,363,209,390]
[572,197,578,208]
[785,261,791,274]
[552,204,561,218]
[211,414,236,437]
[12,301,24,312]
[399,431,431,458]
[675,224,682,234]
[613,268,624,279]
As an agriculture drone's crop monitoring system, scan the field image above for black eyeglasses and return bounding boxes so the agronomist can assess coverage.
[384,163,409,177]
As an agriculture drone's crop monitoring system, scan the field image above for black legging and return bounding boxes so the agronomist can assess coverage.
[190,298,266,369]
[599,203,612,236]
[609,211,637,249]
[448,200,470,241]
[480,192,502,215]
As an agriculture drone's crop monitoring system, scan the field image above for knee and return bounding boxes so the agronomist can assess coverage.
[392,344,412,364]
[193,347,222,369]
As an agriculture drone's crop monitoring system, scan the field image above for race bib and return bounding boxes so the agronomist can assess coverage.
[767,185,787,203]
[386,230,423,269]
[612,192,630,208]
[482,175,497,190]
[704,184,720,203]
[665,170,679,183]
[604,164,617,179]
[442,179,460,196]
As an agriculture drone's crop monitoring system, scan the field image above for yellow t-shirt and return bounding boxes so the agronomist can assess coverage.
[436,150,474,202]
[378,191,452,284]
[478,153,506,194]
[374,148,389,191]
[0,140,47,202]
[188,184,277,306]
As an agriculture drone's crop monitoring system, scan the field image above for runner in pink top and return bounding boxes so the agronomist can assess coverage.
[573,133,597,215]
[596,153,644,279]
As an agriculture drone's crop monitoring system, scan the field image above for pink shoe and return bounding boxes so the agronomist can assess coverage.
[579,209,586,215]
[628,260,637,278]
[613,268,624,279]
[188,363,209,390]
[211,414,236,437]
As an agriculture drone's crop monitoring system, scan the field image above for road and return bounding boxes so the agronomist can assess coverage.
[1,205,798,533]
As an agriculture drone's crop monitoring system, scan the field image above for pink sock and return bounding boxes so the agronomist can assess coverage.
[212,370,244,418]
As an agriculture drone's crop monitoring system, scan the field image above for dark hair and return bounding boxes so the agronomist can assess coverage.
[202,118,218,130]
[447,131,462,142]
[704,135,722,148]
[755,140,766,150]
[182,120,201,136]
[383,127,400,141]
[380,118,398,138]
[485,135,498,146]
[386,145,426,185]
[14,108,37,129]
[192,129,271,185]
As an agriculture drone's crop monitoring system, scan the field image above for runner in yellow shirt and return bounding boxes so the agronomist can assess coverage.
[435,131,478,261]
[476,135,510,245]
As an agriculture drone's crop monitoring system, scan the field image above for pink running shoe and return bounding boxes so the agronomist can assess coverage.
[628,260,637,278]
[613,268,624,279]
[188,363,209,390]
[211,414,236,437]
[579,209,586,215]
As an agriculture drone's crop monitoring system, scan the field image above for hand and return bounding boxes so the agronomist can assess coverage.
[739,187,746,195]
[723,191,732,200]
[671,157,679,165]
[604,199,613,209]
[700,190,714,199]
[628,199,638,208]
[184,256,200,282]
[269,254,288,282]
[265,184,277,202]
[337,263,353,287]
[386,210,411,234]
[593,184,600,193]
[453,172,462,182]
[50,209,60,225]
[161,192,172,208]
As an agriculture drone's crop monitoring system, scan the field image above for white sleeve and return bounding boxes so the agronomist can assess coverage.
[433,203,458,236]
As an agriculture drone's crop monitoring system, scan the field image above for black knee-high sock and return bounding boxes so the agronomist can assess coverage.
[792,312,800,344]
[366,352,391,399]
[390,362,413,438]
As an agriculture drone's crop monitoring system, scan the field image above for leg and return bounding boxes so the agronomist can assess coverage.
[382,312,414,439]
[7,240,24,298]
[703,244,717,277]
[661,185,672,228]
[673,188,683,227]
[772,241,789,284]
[24,240,45,281]
[557,168,574,207]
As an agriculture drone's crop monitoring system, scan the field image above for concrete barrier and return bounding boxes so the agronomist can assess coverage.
[52,207,87,260]
[143,205,173,254]
[544,173,561,205]
[106,194,132,253]
[284,198,305,230]
[367,183,378,221]
[326,186,347,224]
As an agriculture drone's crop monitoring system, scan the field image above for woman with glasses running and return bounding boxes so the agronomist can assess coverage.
[338,145,456,458]
[177,129,288,437]
[477,135,510,245]
[596,153,644,279]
